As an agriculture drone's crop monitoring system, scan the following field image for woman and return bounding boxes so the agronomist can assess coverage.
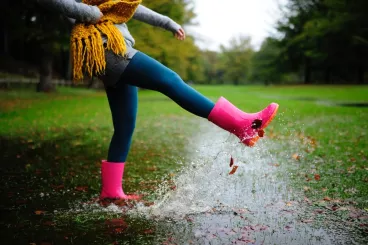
[37,0,279,201]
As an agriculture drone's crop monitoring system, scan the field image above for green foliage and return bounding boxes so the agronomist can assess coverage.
[127,0,201,81]
[219,36,254,85]
[2,0,367,85]
[250,38,283,85]
[274,0,368,83]
[196,36,254,85]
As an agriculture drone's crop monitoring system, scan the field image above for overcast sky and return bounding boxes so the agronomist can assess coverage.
[187,0,288,51]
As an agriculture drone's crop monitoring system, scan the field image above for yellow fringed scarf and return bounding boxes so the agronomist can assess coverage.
[71,0,142,81]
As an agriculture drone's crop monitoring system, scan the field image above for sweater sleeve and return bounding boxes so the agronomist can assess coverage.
[36,0,101,23]
[132,5,181,33]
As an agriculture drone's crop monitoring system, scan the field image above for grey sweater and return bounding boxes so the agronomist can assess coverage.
[37,0,181,85]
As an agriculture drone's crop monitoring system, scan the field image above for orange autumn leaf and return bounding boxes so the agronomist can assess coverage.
[35,210,45,215]
[258,129,265,137]
[230,156,234,167]
[229,166,239,175]
[75,186,88,192]
[314,174,321,181]
[147,166,157,171]
[292,154,300,161]
[323,196,332,201]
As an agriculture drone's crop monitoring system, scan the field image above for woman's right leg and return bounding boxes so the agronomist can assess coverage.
[120,52,279,146]
[121,52,215,118]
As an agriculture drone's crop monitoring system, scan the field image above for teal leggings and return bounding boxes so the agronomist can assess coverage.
[105,52,215,162]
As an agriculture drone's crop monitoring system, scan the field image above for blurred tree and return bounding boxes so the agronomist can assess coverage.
[251,38,283,85]
[2,0,70,91]
[219,36,254,85]
[1,0,202,90]
[199,50,224,84]
[275,0,368,83]
[128,0,201,82]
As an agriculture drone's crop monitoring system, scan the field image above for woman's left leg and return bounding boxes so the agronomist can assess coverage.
[105,83,137,163]
[100,83,140,200]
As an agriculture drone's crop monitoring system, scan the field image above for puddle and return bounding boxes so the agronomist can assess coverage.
[1,118,362,244]
[334,102,368,107]
[67,120,348,244]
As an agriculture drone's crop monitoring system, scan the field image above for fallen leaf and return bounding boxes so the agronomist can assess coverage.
[144,229,154,234]
[230,156,234,167]
[292,153,300,161]
[285,225,293,230]
[113,228,124,234]
[43,221,55,226]
[258,129,265,137]
[330,205,340,211]
[301,219,313,223]
[147,166,157,171]
[286,202,292,207]
[105,218,128,228]
[303,186,311,192]
[229,166,239,175]
[35,210,45,215]
[314,174,321,181]
[323,196,332,201]
[304,197,312,204]
[75,186,88,192]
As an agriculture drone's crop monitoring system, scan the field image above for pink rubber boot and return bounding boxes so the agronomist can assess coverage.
[208,97,279,146]
[99,160,141,200]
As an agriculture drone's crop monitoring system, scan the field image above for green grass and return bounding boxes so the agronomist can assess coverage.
[0,85,367,243]
[1,85,367,203]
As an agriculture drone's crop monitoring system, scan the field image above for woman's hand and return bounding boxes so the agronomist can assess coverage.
[174,28,186,41]
[94,8,104,23]
[89,6,103,24]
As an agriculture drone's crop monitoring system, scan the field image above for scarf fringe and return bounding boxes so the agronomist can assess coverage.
[97,21,127,57]
[71,25,107,81]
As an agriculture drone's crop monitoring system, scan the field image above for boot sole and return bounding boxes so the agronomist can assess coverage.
[246,104,279,147]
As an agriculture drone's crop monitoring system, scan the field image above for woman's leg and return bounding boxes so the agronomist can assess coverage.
[105,83,138,162]
[100,83,140,200]
[120,52,279,147]
[121,52,215,118]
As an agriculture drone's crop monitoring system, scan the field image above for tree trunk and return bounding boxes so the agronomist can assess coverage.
[356,47,365,84]
[37,53,54,92]
[3,26,8,55]
[357,65,364,84]
[324,67,331,83]
[304,59,311,84]
[3,0,9,54]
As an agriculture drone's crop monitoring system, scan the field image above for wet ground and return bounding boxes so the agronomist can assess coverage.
[1,118,366,245]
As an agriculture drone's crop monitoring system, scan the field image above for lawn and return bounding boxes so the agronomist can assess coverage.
[0,85,367,244]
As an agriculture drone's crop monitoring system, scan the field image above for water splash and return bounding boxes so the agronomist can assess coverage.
[127,120,334,244]
[66,118,339,244]
[134,122,289,217]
